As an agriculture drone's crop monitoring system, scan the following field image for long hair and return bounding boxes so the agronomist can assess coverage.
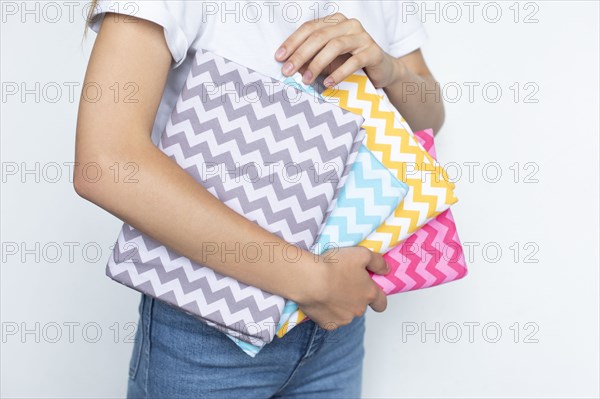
[83,0,100,37]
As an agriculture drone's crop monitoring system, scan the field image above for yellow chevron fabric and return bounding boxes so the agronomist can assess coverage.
[276,71,457,338]
[328,71,457,252]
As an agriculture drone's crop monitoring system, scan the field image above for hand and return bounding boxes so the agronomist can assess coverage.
[275,13,399,89]
[296,246,389,330]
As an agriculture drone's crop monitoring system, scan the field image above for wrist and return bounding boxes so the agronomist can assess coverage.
[286,251,328,305]
[387,56,410,88]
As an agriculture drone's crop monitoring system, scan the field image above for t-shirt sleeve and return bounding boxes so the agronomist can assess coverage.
[87,0,202,69]
[384,1,428,58]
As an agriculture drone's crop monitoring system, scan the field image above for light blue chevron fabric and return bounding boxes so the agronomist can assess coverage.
[312,145,409,250]
[273,145,408,333]
[225,73,408,357]
[281,74,323,98]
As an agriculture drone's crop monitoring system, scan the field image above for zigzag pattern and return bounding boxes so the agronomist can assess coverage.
[108,225,283,346]
[279,127,466,335]
[313,146,408,248]
[376,85,459,204]
[274,73,459,338]
[106,49,365,355]
[163,56,365,249]
[321,71,457,254]
[376,210,467,293]
[375,129,467,294]
[275,145,409,338]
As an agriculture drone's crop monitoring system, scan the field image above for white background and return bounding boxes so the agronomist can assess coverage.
[1,1,599,397]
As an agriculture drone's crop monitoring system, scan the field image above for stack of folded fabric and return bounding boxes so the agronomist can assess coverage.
[105,48,467,358]
[375,128,467,294]
[274,70,468,340]
[106,49,366,356]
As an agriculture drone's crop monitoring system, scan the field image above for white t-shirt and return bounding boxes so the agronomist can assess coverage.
[89,0,427,144]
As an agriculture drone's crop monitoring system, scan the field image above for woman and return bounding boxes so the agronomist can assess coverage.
[76,1,444,397]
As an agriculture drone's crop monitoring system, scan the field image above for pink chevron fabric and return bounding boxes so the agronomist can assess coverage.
[373,129,468,294]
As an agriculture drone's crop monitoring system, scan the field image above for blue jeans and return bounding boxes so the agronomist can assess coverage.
[127,294,366,398]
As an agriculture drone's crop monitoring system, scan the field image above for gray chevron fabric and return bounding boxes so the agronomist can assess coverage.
[106,49,365,351]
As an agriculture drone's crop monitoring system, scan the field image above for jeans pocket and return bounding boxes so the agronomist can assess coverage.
[129,294,150,380]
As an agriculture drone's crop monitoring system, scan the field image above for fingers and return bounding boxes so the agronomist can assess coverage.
[276,14,366,81]
[323,44,383,87]
[368,285,388,313]
[281,24,345,79]
[276,23,323,76]
[359,249,388,313]
[363,249,389,276]
[276,20,327,62]
[319,320,342,331]
[304,36,355,84]
[275,14,348,61]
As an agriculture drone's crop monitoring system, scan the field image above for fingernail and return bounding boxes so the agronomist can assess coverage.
[282,62,293,75]
[324,77,335,87]
[303,70,313,83]
[275,47,286,60]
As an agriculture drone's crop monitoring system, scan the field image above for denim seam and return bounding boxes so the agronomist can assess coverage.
[306,326,332,358]
[272,323,319,396]
[129,297,145,380]
[142,296,154,397]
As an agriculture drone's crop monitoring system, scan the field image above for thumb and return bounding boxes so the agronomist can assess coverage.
[364,251,389,276]
[369,285,388,313]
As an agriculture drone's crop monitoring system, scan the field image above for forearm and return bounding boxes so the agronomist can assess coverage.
[383,56,445,133]
[73,137,314,303]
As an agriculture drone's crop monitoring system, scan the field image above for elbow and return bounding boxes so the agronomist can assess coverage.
[73,168,93,201]
[433,102,445,135]
[72,135,149,204]
[73,126,150,203]
[73,123,105,202]
[72,143,114,203]
[72,155,102,202]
